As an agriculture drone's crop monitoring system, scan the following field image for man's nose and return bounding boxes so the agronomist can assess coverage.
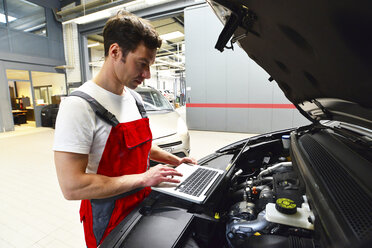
[141,66,151,79]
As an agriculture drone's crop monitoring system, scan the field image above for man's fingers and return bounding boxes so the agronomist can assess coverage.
[156,166,182,176]
[166,170,183,177]
[163,177,181,184]
[149,165,183,185]
[160,170,183,178]
[160,167,175,171]
[179,157,198,165]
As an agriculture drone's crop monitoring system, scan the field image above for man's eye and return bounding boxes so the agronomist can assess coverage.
[138,62,147,68]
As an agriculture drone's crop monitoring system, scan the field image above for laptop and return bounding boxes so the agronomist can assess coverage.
[151,163,225,204]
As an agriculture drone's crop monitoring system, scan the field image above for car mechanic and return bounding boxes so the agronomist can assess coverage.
[53,10,197,248]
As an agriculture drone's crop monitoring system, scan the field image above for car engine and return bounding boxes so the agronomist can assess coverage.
[225,158,316,248]
[184,131,318,248]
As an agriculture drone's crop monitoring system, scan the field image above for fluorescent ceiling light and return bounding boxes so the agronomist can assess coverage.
[8,15,17,22]
[155,58,184,69]
[64,11,111,25]
[145,0,164,4]
[62,0,176,25]
[20,0,38,7]
[0,14,5,23]
[24,23,46,32]
[0,13,17,23]
[87,42,100,48]
[62,0,145,25]
[151,63,166,67]
[160,31,184,41]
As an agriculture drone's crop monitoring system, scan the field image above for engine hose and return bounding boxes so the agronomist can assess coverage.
[258,162,292,178]
[235,177,273,191]
[252,177,273,186]
[258,185,272,199]
[232,185,273,203]
[226,210,269,241]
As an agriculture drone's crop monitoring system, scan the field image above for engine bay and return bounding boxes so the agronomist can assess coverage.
[196,130,318,248]
[102,124,372,248]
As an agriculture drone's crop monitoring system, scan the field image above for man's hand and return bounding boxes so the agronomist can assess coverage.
[177,157,197,166]
[142,164,183,187]
[150,145,198,167]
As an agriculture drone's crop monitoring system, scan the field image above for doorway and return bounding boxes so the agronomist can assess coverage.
[6,70,35,128]
[6,69,67,129]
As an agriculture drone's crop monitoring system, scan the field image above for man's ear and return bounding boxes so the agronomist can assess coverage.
[109,43,121,60]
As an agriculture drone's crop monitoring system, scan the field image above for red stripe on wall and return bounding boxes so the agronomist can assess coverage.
[186,103,296,109]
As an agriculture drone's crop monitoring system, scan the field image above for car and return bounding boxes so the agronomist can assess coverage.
[164,89,175,102]
[159,89,175,102]
[101,1,372,248]
[135,86,190,163]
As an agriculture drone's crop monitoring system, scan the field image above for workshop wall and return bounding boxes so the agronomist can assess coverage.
[185,4,310,134]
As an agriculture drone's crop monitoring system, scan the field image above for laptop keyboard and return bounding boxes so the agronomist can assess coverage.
[176,168,218,197]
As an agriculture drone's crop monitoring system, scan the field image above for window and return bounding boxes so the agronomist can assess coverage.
[34,85,52,105]
[7,0,47,37]
[137,90,173,111]
[0,0,5,27]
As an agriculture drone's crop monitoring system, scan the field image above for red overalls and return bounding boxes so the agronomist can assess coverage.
[70,90,152,247]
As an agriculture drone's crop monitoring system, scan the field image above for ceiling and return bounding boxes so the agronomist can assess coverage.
[4,0,46,34]
[87,14,185,73]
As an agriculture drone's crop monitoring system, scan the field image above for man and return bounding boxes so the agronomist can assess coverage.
[53,11,196,248]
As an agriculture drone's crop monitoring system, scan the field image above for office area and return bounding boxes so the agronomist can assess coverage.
[7,70,66,127]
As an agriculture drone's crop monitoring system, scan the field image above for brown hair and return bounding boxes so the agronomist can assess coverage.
[103,10,162,60]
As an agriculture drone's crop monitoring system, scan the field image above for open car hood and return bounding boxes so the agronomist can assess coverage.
[207,0,372,130]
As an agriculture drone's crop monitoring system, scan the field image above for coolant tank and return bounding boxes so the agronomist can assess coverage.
[265,202,314,230]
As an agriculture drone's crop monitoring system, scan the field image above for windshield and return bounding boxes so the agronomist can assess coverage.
[137,90,173,111]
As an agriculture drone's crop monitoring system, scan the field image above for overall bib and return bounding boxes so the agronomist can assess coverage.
[70,90,152,247]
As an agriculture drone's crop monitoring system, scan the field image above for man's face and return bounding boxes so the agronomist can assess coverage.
[115,42,157,90]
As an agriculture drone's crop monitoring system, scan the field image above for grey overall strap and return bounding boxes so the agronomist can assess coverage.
[70,91,120,127]
[128,89,148,118]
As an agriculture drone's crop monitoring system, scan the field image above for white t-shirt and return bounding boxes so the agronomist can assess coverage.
[53,81,143,174]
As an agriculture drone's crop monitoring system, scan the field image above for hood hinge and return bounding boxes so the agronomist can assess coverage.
[215,7,257,52]
[311,99,333,120]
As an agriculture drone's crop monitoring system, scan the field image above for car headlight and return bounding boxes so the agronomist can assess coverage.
[177,117,189,135]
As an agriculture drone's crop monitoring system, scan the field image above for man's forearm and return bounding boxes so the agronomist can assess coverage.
[64,165,184,200]
[55,151,183,201]
[149,145,181,166]
[55,151,146,200]
[60,170,146,200]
